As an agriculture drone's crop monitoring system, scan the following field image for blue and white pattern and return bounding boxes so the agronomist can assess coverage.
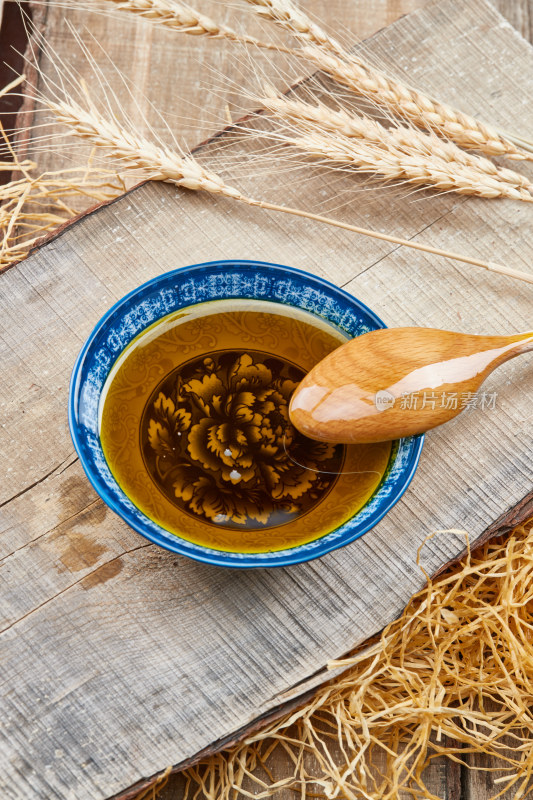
[69,260,424,568]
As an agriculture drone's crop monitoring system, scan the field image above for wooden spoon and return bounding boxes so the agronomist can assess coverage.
[289,328,533,443]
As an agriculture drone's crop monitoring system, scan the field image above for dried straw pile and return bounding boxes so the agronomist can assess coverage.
[0,76,125,270]
[0,152,123,268]
[138,518,533,800]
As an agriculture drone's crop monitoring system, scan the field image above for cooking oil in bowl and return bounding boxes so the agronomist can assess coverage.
[99,298,392,553]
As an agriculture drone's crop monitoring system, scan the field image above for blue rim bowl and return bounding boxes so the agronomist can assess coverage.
[69,260,424,568]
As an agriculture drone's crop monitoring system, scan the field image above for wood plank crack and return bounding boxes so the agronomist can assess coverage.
[0,453,76,510]
[0,545,149,637]
[341,195,470,287]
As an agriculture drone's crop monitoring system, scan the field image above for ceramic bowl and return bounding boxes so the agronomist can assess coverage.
[69,260,424,568]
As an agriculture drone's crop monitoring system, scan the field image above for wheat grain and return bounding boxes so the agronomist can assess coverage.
[241,0,344,54]
[242,0,532,159]
[41,92,533,284]
[261,92,533,197]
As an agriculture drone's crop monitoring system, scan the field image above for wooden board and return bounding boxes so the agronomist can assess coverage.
[1,1,533,799]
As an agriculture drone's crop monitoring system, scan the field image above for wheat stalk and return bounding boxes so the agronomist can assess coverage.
[183,522,533,800]
[260,93,533,201]
[42,91,533,284]
[0,146,124,268]
[1,171,122,267]
[242,0,533,160]
[0,75,128,268]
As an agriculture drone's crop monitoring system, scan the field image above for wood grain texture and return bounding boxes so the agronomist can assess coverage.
[1,2,533,800]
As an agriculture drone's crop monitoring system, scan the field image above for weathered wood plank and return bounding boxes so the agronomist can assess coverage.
[492,0,533,40]
[1,1,533,800]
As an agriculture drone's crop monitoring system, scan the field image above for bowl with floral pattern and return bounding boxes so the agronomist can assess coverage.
[69,260,424,568]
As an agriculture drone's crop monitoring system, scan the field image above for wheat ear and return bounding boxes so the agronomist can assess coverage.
[74,0,292,52]
[275,127,533,201]
[304,46,532,160]
[47,98,246,199]
[261,93,533,200]
[243,0,533,160]
[44,94,533,284]
[258,92,533,192]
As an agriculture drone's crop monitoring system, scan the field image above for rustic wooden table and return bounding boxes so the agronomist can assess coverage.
[0,2,532,799]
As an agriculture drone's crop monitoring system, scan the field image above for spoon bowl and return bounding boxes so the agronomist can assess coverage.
[289,327,533,443]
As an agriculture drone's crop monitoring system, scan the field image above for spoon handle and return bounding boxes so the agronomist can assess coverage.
[508,331,533,356]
